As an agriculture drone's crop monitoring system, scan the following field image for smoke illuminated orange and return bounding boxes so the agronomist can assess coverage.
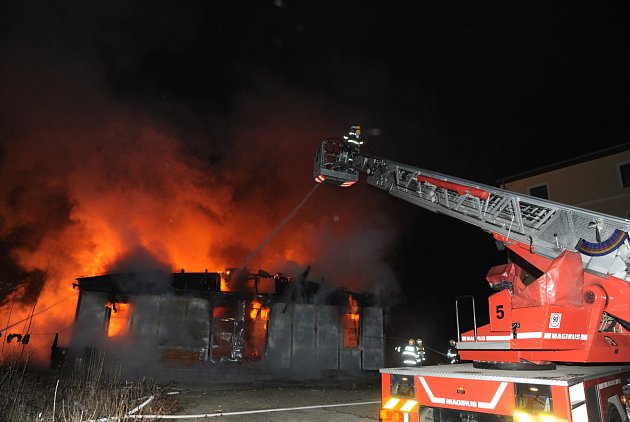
[0,98,399,367]
[0,125,320,365]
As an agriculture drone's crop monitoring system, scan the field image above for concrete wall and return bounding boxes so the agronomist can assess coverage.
[155,295,209,349]
[317,305,340,369]
[73,293,383,371]
[266,302,293,370]
[291,304,317,371]
[130,295,160,337]
[362,306,384,370]
[73,292,210,361]
[266,303,384,371]
[73,291,109,350]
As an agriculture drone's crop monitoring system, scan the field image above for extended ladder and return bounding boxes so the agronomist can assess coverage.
[315,138,630,275]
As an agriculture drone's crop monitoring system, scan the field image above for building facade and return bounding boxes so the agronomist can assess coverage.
[70,269,385,375]
[500,144,630,219]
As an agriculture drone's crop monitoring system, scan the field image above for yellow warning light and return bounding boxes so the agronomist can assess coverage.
[379,409,405,422]
[400,399,418,412]
[383,397,400,410]
[514,411,559,422]
[513,411,535,422]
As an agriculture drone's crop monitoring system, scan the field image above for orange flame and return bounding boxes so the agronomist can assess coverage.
[249,298,270,321]
[348,294,359,316]
[0,115,391,365]
[343,294,360,348]
[220,270,232,292]
[106,302,132,337]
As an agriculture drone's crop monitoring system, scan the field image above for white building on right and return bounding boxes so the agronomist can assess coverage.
[499,143,630,220]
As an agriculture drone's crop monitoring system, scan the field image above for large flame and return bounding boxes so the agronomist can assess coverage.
[0,124,321,364]
[0,51,402,366]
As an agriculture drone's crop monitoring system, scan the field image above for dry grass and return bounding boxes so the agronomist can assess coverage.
[0,351,175,421]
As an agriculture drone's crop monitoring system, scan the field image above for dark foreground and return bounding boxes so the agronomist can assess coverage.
[161,370,382,421]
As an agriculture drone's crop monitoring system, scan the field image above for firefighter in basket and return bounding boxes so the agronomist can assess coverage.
[395,338,426,366]
[342,125,363,151]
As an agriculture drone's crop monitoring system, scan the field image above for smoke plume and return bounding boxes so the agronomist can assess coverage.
[0,3,404,364]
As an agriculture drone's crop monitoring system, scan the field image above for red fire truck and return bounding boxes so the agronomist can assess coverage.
[314,126,630,421]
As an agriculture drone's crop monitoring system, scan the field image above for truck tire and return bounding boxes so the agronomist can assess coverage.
[607,405,622,422]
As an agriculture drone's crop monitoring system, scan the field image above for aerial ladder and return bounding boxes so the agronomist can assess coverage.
[314,126,630,366]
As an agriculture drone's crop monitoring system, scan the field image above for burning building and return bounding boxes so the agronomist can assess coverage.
[70,268,385,374]
[0,2,404,374]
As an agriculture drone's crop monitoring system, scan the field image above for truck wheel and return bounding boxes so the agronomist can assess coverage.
[607,405,622,422]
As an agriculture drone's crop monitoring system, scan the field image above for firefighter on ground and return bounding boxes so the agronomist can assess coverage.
[417,338,426,363]
[446,339,459,364]
[395,338,425,366]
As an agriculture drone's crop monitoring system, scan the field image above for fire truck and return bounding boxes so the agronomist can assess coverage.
[314,126,630,421]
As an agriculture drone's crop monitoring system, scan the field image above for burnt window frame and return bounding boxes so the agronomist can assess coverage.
[341,309,361,349]
[105,297,133,338]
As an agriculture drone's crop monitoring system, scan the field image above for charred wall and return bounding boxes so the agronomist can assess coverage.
[265,303,384,371]
[70,271,384,373]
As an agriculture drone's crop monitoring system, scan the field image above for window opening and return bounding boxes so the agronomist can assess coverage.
[244,297,270,361]
[210,304,237,360]
[620,162,630,188]
[106,301,132,337]
[528,184,549,199]
[342,294,360,348]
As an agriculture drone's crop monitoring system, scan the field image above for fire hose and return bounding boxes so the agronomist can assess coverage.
[88,399,379,420]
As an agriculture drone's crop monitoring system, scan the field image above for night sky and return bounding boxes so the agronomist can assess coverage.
[1,1,630,361]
